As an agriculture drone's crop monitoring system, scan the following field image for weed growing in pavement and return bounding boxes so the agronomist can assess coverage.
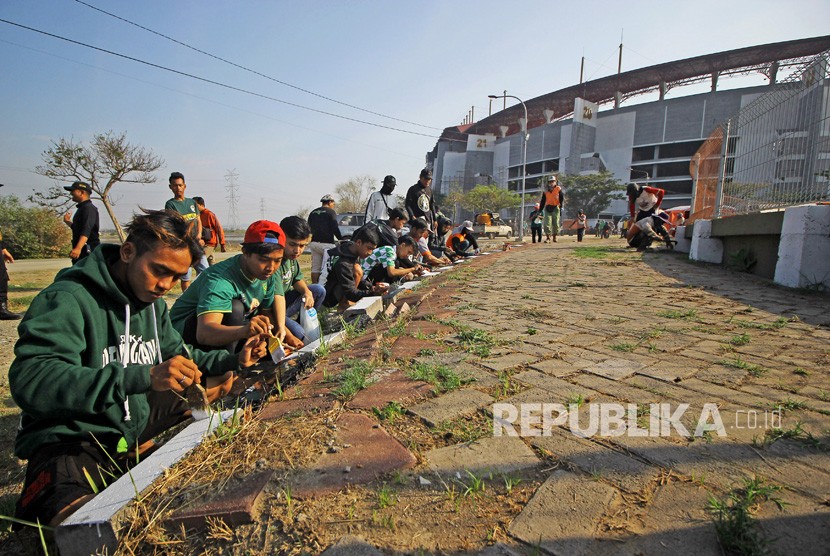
[569,282,587,288]
[729,333,751,346]
[372,510,397,531]
[707,476,786,555]
[566,392,586,408]
[372,401,405,423]
[818,390,830,402]
[282,486,294,521]
[495,371,522,399]
[387,317,408,337]
[521,293,532,299]
[408,362,469,393]
[777,398,807,412]
[657,308,698,320]
[639,326,665,341]
[377,483,397,508]
[526,327,538,335]
[732,316,790,330]
[719,356,767,377]
[609,342,637,353]
[573,246,615,259]
[436,414,492,443]
[610,316,624,325]
[502,474,522,494]
[459,470,486,497]
[332,358,375,400]
[417,347,437,356]
[753,421,825,450]
[793,367,809,377]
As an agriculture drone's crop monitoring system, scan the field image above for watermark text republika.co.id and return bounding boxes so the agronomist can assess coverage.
[492,402,783,438]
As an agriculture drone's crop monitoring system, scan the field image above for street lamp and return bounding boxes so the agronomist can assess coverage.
[489,93,528,241]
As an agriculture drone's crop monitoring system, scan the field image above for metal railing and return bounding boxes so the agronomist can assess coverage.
[690,50,830,220]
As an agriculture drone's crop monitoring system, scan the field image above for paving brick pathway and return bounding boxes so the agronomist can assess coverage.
[124,239,830,553]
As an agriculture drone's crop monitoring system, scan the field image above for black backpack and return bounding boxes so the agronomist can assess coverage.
[354,219,398,248]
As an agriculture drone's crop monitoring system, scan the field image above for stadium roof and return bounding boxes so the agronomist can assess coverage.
[455,35,830,139]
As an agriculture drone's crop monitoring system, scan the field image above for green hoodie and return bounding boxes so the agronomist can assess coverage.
[9,244,238,459]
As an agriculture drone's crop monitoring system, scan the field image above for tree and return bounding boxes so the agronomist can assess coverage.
[0,195,71,258]
[295,205,312,220]
[334,175,375,213]
[31,131,164,242]
[559,171,625,218]
[460,184,520,214]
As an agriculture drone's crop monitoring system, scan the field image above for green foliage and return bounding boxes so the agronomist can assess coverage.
[408,362,468,393]
[460,184,521,213]
[332,358,375,400]
[372,401,405,423]
[558,171,625,219]
[0,195,72,258]
[707,476,785,555]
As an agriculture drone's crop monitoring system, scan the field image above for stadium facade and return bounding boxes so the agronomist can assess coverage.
[426,35,830,220]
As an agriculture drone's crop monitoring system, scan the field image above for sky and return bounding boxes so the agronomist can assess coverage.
[0,0,827,230]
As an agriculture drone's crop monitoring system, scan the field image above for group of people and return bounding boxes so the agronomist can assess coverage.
[307,169,479,311]
[5,167,488,532]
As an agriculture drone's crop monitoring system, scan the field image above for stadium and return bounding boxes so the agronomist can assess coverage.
[426,35,830,222]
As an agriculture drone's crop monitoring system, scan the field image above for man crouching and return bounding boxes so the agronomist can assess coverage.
[10,209,266,529]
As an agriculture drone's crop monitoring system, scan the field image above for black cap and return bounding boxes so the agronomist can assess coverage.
[382,175,396,186]
[64,181,92,193]
[420,168,432,179]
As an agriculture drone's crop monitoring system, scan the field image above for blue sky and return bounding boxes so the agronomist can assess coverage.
[1,0,827,230]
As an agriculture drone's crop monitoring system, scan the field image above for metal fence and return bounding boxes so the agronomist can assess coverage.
[690,50,830,220]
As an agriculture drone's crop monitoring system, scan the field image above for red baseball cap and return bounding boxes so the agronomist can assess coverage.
[243,220,285,246]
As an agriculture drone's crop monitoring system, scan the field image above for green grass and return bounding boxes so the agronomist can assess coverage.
[719,356,767,377]
[707,476,786,555]
[609,342,637,353]
[372,401,405,423]
[792,367,809,377]
[408,362,469,393]
[777,397,807,412]
[657,308,698,320]
[456,327,496,358]
[733,317,790,330]
[572,246,616,259]
[332,359,375,400]
[566,392,586,407]
[436,415,492,442]
[728,333,751,346]
[377,483,397,509]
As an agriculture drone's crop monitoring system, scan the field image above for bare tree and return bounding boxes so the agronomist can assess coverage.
[31,131,164,242]
[334,175,375,213]
[295,204,312,220]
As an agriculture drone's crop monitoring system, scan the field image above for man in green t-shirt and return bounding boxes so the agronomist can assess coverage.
[279,216,326,347]
[165,172,210,292]
[170,220,287,352]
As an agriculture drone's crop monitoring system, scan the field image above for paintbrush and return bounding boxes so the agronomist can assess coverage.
[181,344,211,421]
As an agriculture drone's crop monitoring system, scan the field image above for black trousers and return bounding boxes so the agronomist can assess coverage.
[180,298,246,353]
[14,390,188,527]
[531,226,542,243]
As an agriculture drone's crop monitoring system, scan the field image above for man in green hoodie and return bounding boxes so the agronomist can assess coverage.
[9,209,266,528]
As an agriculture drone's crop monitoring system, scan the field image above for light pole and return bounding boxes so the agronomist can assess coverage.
[490,93,528,241]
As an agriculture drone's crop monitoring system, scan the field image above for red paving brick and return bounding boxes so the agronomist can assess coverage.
[289,412,416,498]
[405,320,455,337]
[347,370,432,409]
[166,470,273,531]
[256,397,335,421]
[390,336,435,360]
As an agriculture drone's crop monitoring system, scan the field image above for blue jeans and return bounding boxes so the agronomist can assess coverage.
[284,284,325,340]
[182,255,210,282]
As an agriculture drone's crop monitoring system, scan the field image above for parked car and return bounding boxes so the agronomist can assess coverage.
[337,213,365,240]
[472,212,513,239]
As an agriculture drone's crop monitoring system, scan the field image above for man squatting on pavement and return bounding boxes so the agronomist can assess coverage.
[10,210,268,529]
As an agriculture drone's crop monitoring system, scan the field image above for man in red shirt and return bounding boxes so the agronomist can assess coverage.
[194,197,226,266]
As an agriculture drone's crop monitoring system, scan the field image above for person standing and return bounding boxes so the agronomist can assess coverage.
[165,172,209,292]
[194,197,226,266]
[307,194,342,284]
[0,184,21,320]
[528,203,543,243]
[405,169,438,232]
[364,175,398,222]
[538,175,564,243]
[62,181,100,265]
[575,210,588,242]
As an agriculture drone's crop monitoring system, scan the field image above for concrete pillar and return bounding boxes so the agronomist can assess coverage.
[674,225,691,253]
[773,204,830,289]
[689,220,723,263]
